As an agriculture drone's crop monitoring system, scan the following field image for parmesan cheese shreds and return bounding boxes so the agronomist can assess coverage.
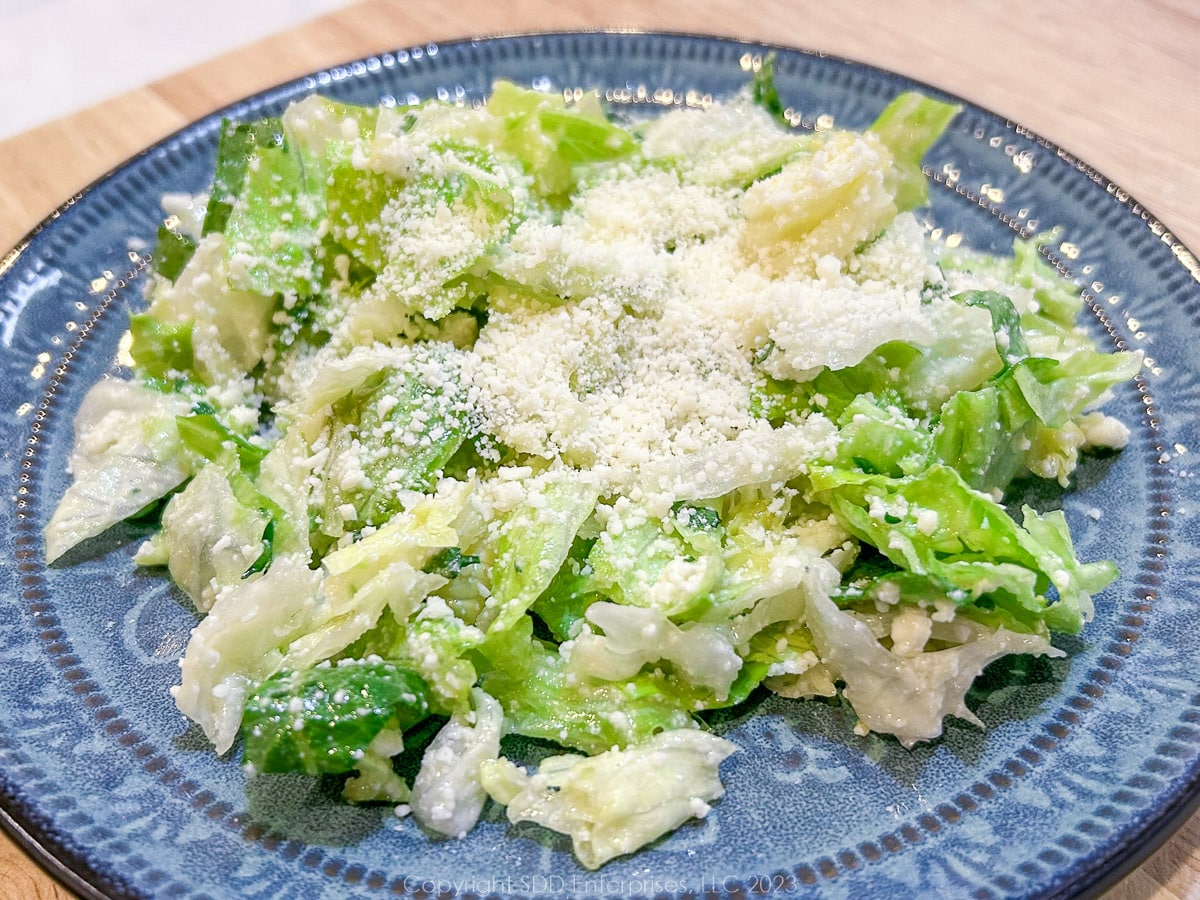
[44,76,1139,870]
[473,156,927,492]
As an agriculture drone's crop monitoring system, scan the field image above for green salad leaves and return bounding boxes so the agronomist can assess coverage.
[45,64,1136,868]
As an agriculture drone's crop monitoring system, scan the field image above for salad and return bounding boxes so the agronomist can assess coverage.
[45,62,1139,868]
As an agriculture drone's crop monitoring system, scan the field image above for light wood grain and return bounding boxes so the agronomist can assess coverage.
[0,867,75,900]
[2,1,1198,896]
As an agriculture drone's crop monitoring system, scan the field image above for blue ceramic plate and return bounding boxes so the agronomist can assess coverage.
[2,31,1198,900]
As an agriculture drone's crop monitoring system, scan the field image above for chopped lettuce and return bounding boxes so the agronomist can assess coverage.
[567,602,743,700]
[137,232,277,390]
[202,117,287,236]
[480,729,737,869]
[582,502,723,619]
[223,127,326,297]
[128,312,193,378]
[805,590,1063,746]
[640,96,807,188]
[474,617,696,755]
[740,129,899,275]
[808,464,1116,634]
[316,347,474,531]
[484,80,637,202]
[868,91,961,211]
[173,556,324,753]
[44,70,1135,870]
[45,379,192,563]
[930,291,1141,491]
[410,688,504,837]
[482,469,600,632]
[241,659,431,775]
[156,461,271,611]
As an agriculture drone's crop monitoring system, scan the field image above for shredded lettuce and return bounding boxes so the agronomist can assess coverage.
[44,379,193,562]
[44,67,1135,869]
[480,729,737,869]
[410,688,504,838]
[241,659,431,775]
[868,90,961,211]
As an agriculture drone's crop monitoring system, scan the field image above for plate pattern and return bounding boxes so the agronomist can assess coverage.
[2,31,1200,899]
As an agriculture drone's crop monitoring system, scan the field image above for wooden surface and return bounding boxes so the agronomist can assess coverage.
[1,1,1198,897]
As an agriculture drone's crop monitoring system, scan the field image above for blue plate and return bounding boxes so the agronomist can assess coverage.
[2,31,1198,900]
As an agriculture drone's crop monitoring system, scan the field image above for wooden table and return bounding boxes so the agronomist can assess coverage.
[1,1,1197,897]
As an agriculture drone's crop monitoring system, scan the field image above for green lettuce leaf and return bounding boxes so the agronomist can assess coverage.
[480,729,736,869]
[808,464,1115,633]
[128,314,194,380]
[150,224,197,282]
[241,660,431,775]
[202,117,286,236]
[483,469,600,632]
[486,80,637,201]
[868,91,960,211]
[474,617,695,755]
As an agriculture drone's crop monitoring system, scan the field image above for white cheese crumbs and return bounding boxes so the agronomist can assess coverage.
[915,508,939,536]
[468,147,932,498]
[875,581,901,607]
[889,606,933,657]
[1079,410,1132,450]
